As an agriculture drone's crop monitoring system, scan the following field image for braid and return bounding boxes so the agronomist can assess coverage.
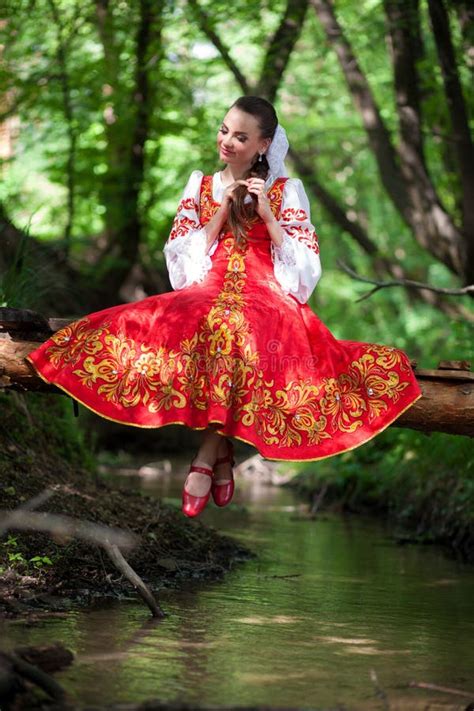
[227,153,271,248]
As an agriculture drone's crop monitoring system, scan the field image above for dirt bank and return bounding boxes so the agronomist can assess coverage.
[0,391,252,619]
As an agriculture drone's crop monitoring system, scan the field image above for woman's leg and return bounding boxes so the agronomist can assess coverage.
[213,436,233,483]
[183,425,225,496]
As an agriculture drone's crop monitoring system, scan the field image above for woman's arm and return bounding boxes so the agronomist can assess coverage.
[263,213,285,248]
[269,178,322,304]
[202,204,228,251]
[163,170,219,289]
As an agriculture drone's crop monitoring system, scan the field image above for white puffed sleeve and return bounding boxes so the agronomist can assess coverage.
[163,170,219,290]
[271,178,322,304]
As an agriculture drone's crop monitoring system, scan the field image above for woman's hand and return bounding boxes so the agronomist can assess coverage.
[246,177,274,224]
[219,179,250,218]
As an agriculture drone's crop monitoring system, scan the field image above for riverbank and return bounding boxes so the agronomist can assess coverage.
[0,391,252,619]
[286,427,474,563]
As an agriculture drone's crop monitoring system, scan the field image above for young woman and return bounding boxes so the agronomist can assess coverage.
[25,95,422,518]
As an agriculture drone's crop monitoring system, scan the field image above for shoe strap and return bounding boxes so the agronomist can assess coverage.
[189,465,214,477]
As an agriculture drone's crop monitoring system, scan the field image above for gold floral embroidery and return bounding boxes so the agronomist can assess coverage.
[239,378,331,448]
[175,234,255,410]
[44,317,109,368]
[320,351,410,433]
[371,344,411,372]
[71,333,186,411]
[199,176,216,225]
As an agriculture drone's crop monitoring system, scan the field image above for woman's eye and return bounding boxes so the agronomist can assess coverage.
[219,127,245,142]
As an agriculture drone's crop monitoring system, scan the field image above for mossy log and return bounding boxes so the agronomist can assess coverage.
[1,308,473,437]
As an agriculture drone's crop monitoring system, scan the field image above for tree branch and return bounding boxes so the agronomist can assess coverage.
[256,0,310,101]
[187,0,251,92]
[337,259,474,305]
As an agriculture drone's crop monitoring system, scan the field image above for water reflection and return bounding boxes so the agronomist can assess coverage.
[2,454,474,709]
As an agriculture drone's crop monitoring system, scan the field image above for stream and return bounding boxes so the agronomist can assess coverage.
[2,453,474,710]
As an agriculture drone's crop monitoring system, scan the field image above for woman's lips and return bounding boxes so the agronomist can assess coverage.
[221,147,234,156]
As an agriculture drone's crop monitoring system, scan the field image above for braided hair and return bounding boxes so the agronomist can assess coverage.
[219,96,278,247]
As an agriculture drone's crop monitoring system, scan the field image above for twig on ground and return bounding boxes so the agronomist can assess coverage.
[408,680,474,698]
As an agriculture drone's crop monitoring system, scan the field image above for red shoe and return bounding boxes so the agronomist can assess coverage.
[211,439,235,507]
[182,464,214,517]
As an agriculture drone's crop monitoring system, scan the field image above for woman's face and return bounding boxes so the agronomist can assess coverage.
[217,107,271,169]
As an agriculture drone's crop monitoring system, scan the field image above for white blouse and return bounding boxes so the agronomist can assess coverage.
[163,170,322,304]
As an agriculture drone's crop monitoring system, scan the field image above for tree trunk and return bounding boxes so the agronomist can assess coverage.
[93,0,164,299]
[311,0,469,279]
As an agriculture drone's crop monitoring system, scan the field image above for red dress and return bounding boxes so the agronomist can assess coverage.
[25,174,422,461]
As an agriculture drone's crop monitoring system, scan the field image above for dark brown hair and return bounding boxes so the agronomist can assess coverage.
[220,96,278,246]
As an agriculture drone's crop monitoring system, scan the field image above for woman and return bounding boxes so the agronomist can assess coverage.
[25,95,422,518]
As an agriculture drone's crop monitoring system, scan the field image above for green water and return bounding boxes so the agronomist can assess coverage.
[2,457,474,710]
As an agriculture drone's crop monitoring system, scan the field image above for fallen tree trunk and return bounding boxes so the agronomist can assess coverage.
[1,308,473,437]
[390,373,473,437]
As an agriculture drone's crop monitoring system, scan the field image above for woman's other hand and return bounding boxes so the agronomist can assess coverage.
[246,177,274,224]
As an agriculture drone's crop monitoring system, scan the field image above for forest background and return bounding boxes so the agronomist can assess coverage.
[1,0,473,557]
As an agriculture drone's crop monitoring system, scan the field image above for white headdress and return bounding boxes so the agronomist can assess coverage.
[263,124,289,177]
